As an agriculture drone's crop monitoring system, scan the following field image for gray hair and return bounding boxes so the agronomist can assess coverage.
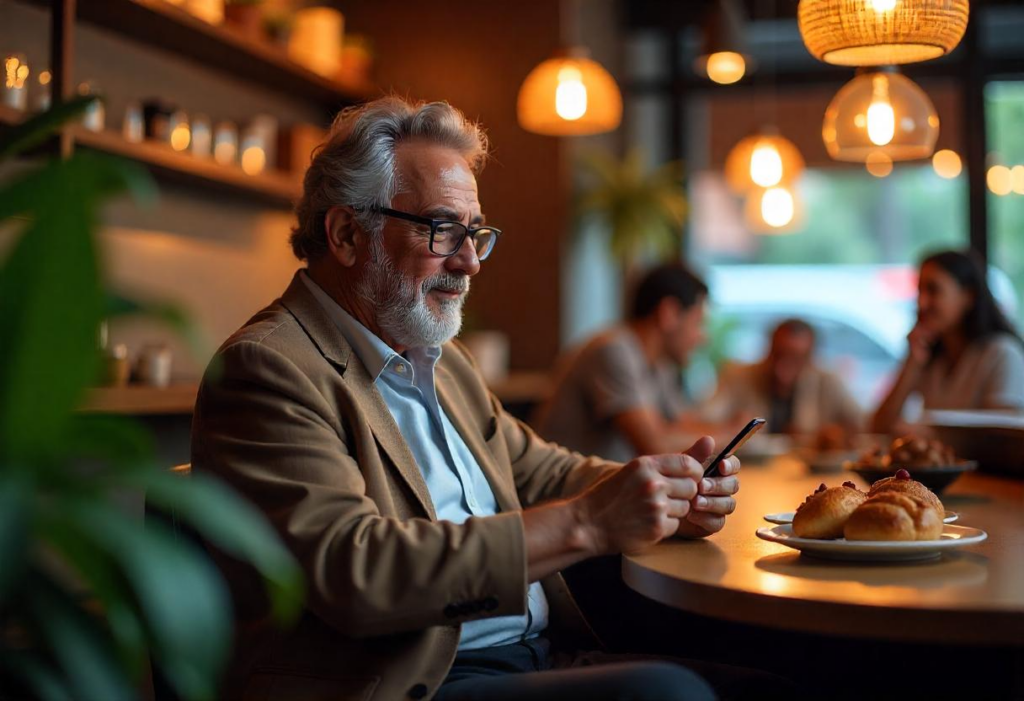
[290,95,490,261]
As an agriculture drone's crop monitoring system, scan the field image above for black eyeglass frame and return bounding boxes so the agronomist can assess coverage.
[366,206,502,260]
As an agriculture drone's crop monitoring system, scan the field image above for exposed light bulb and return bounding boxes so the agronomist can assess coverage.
[555,66,587,121]
[705,52,746,85]
[761,186,795,228]
[750,143,783,188]
[866,74,895,146]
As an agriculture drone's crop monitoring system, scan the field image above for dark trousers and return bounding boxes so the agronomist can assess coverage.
[435,637,793,701]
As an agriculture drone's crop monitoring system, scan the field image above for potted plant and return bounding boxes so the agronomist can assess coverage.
[0,98,302,700]
[574,148,687,277]
[224,0,264,41]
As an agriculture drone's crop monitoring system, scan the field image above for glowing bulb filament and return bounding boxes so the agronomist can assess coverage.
[870,0,897,12]
[866,74,895,146]
[750,144,784,188]
[555,66,587,121]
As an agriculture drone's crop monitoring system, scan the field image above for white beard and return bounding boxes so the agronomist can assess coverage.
[356,235,469,348]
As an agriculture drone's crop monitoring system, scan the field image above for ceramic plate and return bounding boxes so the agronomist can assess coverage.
[763,511,959,525]
[755,524,986,562]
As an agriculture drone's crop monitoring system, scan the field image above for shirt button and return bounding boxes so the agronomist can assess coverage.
[395,364,406,374]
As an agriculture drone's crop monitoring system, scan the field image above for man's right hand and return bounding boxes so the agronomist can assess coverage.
[572,454,701,556]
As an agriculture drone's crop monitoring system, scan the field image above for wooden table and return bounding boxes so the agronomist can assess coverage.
[623,458,1024,645]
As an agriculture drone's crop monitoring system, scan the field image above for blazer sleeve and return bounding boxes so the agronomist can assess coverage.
[191,339,529,639]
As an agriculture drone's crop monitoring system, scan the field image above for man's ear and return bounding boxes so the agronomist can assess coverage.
[324,206,361,267]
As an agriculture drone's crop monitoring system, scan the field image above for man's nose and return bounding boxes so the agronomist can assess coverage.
[445,235,481,277]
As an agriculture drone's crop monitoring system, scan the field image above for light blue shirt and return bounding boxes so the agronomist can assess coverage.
[301,273,548,650]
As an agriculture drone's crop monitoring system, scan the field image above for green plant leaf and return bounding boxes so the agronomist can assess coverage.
[0,95,96,159]
[37,507,149,677]
[0,154,154,463]
[128,471,304,624]
[25,572,138,701]
[60,498,232,701]
[0,473,31,603]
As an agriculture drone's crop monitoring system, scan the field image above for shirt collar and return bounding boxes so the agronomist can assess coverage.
[299,271,443,384]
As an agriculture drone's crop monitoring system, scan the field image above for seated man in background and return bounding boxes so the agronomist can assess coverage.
[702,318,863,445]
[191,96,762,701]
[533,264,711,462]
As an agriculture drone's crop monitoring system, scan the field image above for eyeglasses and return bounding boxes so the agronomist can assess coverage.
[370,206,502,261]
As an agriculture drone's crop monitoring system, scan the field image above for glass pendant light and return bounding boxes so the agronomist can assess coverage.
[823,67,939,162]
[799,0,969,67]
[517,48,622,136]
[517,0,622,136]
[725,132,805,194]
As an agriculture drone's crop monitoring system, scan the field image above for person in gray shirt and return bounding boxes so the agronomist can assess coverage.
[872,249,1024,434]
[534,264,709,463]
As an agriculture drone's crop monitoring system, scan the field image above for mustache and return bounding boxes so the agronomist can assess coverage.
[422,272,469,295]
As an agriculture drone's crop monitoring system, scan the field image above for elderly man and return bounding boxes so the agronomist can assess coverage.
[192,96,743,701]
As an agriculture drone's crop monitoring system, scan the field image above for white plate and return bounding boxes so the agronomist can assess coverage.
[763,511,959,525]
[755,524,987,562]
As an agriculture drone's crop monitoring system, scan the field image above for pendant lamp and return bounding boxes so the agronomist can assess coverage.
[517,49,622,136]
[695,0,752,85]
[798,0,969,67]
[725,132,805,194]
[822,67,939,162]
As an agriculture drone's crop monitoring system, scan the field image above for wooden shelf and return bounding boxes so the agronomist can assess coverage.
[22,0,371,110]
[72,127,301,207]
[2,108,300,206]
[80,383,198,415]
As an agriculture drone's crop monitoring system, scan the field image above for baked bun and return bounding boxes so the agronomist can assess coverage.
[889,435,957,467]
[793,482,867,539]
[869,469,944,520]
[843,492,943,541]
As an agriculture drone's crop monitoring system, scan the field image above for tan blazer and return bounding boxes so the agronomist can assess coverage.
[191,273,615,701]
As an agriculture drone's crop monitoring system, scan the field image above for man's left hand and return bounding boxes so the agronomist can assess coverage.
[672,436,740,538]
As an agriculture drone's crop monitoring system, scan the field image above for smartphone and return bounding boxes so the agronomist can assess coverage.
[702,418,767,478]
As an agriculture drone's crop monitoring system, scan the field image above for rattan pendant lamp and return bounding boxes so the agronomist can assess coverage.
[798,0,969,67]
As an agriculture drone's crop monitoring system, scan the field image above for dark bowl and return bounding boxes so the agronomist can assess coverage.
[845,461,979,494]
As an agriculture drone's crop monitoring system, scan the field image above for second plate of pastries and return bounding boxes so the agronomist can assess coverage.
[757,470,987,561]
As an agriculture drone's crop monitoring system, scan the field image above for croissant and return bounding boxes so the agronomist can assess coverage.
[843,492,943,541]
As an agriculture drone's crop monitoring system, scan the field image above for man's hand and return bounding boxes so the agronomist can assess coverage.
[673,436,740,539]
[572,453,703,556]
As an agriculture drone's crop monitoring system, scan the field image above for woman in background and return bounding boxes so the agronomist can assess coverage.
[872,249,1024,433]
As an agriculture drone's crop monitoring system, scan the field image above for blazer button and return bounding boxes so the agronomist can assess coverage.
[443,604,459,619]
[483,596,499,611]
[408,683,429,699]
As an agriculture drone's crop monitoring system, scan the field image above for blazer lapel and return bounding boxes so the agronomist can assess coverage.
[435,366,521,513]
[280,271,437,519]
